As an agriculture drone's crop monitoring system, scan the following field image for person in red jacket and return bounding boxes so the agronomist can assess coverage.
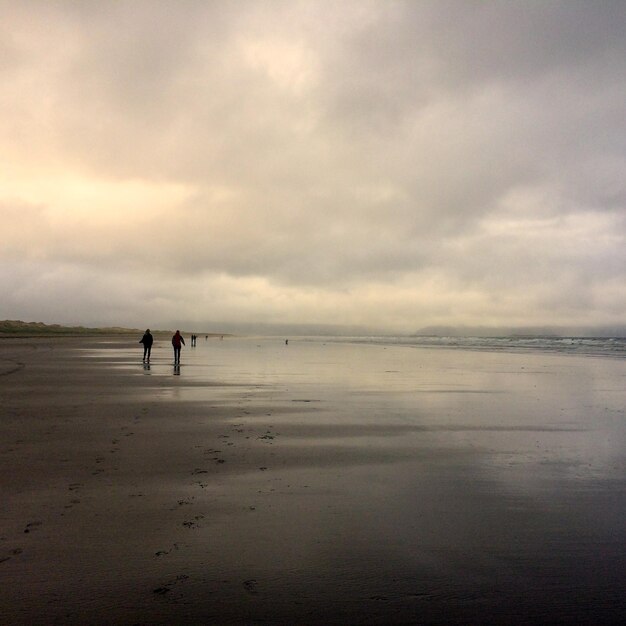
[171,330,185,364]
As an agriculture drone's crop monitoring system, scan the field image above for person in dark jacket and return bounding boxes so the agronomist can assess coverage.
[139,329,154,362]
[172,330,185,364]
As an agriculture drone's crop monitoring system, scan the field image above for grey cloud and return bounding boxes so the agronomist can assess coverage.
[1,1,625,329]
[330,1,626,99]
[317,2,626,208]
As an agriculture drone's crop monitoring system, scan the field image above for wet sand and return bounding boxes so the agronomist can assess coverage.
[1,336,625,624]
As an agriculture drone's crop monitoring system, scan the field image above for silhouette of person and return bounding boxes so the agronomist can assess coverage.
[139,329,154,362]
[172,330,185,364]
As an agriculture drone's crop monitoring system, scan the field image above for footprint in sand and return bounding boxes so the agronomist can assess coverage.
[169,498,194,511]
[153,574,190,595]
[24,521,42,534]
[243,579,259,594]
[0,548,23,564]
[155,543,180,557]
[183,513,205,528]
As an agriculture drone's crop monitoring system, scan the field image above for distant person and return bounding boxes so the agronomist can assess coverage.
[172,330,185,364]
[285,339,288,345]
[139,329,153,362]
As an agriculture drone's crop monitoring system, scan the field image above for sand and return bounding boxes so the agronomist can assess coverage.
[1,336,625,624]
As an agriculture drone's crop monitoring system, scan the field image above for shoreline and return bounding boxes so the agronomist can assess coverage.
[1,336,625,624]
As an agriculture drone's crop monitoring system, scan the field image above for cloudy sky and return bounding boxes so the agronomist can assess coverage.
[2,1,625,333]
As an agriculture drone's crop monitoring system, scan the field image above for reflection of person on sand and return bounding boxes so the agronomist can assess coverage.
[171,330,185,364]
[139,329,153,362]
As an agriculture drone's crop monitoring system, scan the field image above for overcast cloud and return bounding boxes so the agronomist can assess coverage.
[1,0,625,333]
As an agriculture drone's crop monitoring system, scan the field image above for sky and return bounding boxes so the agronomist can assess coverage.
[1,0,625,334]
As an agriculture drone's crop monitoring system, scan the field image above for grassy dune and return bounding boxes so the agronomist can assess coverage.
[0,320,230,338]
[0,320,141,337]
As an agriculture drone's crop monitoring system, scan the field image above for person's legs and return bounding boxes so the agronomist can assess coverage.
[146,345,151,361]
[174,347,180,363]
[143,345,148,361]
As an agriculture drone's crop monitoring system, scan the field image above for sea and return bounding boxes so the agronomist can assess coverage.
[303,334,626,358]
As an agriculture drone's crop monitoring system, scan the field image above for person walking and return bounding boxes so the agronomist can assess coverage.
[172,330,185,364]
[139,329,154,362]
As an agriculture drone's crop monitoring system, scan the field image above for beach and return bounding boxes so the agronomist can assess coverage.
[1,336,625,624]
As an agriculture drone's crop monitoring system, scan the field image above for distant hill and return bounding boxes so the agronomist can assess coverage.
[0,320,231,338]
[0,320,141,336]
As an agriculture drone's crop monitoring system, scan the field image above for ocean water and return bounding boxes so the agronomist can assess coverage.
[308,334,626,358]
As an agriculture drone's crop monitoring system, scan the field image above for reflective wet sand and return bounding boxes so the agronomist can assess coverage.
[1,336,624,624]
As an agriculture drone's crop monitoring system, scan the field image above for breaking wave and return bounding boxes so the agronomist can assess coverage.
[319,335,626,358]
